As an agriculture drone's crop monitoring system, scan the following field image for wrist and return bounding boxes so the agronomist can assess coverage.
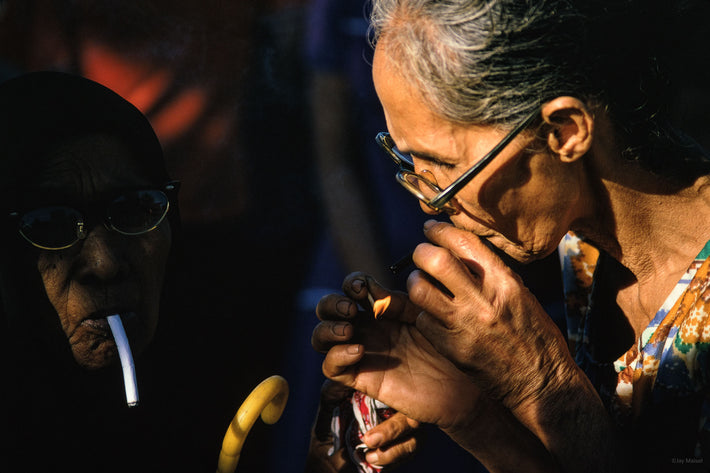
[442,395,561,473]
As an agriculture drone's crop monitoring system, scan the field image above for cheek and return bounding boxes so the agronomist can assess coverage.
[37,252,73,329]
[477,154,534,215]
[478,152,572,221]
[454,154,577,249]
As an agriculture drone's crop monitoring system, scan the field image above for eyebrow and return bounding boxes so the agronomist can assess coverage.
[396,144,457,166]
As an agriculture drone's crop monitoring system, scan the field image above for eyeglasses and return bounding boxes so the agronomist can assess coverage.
[8,181,180,250]
[375,109,540,214]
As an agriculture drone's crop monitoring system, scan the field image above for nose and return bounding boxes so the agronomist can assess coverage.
[74,225,129,283]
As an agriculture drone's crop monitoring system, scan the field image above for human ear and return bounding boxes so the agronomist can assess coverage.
[541,96,594,162]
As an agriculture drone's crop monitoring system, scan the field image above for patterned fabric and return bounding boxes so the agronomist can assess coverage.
[560,232,710,459]
[329,391,395,473]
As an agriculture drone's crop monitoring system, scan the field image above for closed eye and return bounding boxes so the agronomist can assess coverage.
[410,153,457,170]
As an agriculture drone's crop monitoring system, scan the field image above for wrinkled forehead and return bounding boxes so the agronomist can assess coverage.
[0,71,168,209]
[5,133,158,208]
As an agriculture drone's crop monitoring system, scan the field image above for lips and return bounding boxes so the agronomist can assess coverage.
[80,317,112,336]
[80,311,138,337]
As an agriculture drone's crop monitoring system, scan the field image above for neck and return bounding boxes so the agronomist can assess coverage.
[571,142,710,335]
[578,163,710,279]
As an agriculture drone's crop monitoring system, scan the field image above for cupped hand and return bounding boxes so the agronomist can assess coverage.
[313,273,483,431]
[410,220,576,413]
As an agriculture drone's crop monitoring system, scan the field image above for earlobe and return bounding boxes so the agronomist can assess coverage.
[541,96,594,162]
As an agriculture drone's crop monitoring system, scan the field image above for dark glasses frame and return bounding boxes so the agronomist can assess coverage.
[376,109,540,213]
[8,181,180,250]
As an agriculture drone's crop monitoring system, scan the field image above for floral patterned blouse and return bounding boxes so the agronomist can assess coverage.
[560,232,710,465]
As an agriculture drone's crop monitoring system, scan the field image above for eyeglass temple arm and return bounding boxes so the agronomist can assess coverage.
[428,111,539,209]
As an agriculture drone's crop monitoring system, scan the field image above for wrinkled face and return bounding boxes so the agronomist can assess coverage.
[372,45,583,262]
[15,134,171,370]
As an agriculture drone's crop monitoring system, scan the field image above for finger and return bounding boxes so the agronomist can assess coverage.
[365,434,418,467]
[422,219,508,280]
[412,239,485,298]
[315,293,359,322]
[321,343,365,383]
[363,412,420,450]
[311,320,355,353]
[341,271,376,302]
[409,244,498,330]
[342,273,420,323]
[407,246,486,329]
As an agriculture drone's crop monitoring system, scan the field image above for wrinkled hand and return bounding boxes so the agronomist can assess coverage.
[409,220,575,414]
[312,273,483,431]
[305,380,421,472]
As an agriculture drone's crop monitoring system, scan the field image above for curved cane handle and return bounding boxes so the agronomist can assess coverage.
[215,375,289,473]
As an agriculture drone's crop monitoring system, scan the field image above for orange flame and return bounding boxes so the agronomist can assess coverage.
[372,296,392,319]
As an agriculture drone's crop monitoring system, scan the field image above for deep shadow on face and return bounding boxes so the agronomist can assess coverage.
[4,133,172,370]
[0,71,175,373]
[41,134,170,369]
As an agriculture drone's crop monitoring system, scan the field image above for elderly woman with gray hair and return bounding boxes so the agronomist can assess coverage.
[309,0,710,472]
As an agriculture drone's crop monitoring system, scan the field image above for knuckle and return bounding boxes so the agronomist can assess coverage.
[425,247,449,272]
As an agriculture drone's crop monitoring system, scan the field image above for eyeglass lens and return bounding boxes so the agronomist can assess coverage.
[106,190,170,235]
[378,133,458,212]
[19,207,84,250]
[397,170,458,213]
[398,171,439,199]
[17,189,169,250]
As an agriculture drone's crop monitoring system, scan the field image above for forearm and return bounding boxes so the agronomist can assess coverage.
[510,364,618,473]
[443,395,560,473]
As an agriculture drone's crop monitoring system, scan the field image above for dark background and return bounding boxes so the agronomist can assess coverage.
[0,1,708,472]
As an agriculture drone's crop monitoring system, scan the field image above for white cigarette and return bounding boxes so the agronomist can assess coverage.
[107,314,139,407]
[367,292,375,308]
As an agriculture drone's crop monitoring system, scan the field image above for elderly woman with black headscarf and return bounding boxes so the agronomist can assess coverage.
[0,71,181,472]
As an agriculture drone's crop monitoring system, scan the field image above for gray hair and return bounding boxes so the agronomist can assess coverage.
[369,0,710,182]
[369,0,588,126]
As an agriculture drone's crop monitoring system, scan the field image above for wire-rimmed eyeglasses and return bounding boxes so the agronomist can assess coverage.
[8,181,180,250]
[375,109,540,214]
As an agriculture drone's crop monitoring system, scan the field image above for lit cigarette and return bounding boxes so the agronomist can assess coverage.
[107,314,139,407]
[367,292,392,319]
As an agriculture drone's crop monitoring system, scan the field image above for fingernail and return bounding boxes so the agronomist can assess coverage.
[365,432,383,448]
[423,219,436,230]
[347,344,361,354]
[336,300,352,316]
[332,322,349,337]
[365,451,379,465]
[351,278,365,294]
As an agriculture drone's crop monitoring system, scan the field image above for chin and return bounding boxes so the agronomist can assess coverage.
[487,235,555,264]
[72,342,116,371]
